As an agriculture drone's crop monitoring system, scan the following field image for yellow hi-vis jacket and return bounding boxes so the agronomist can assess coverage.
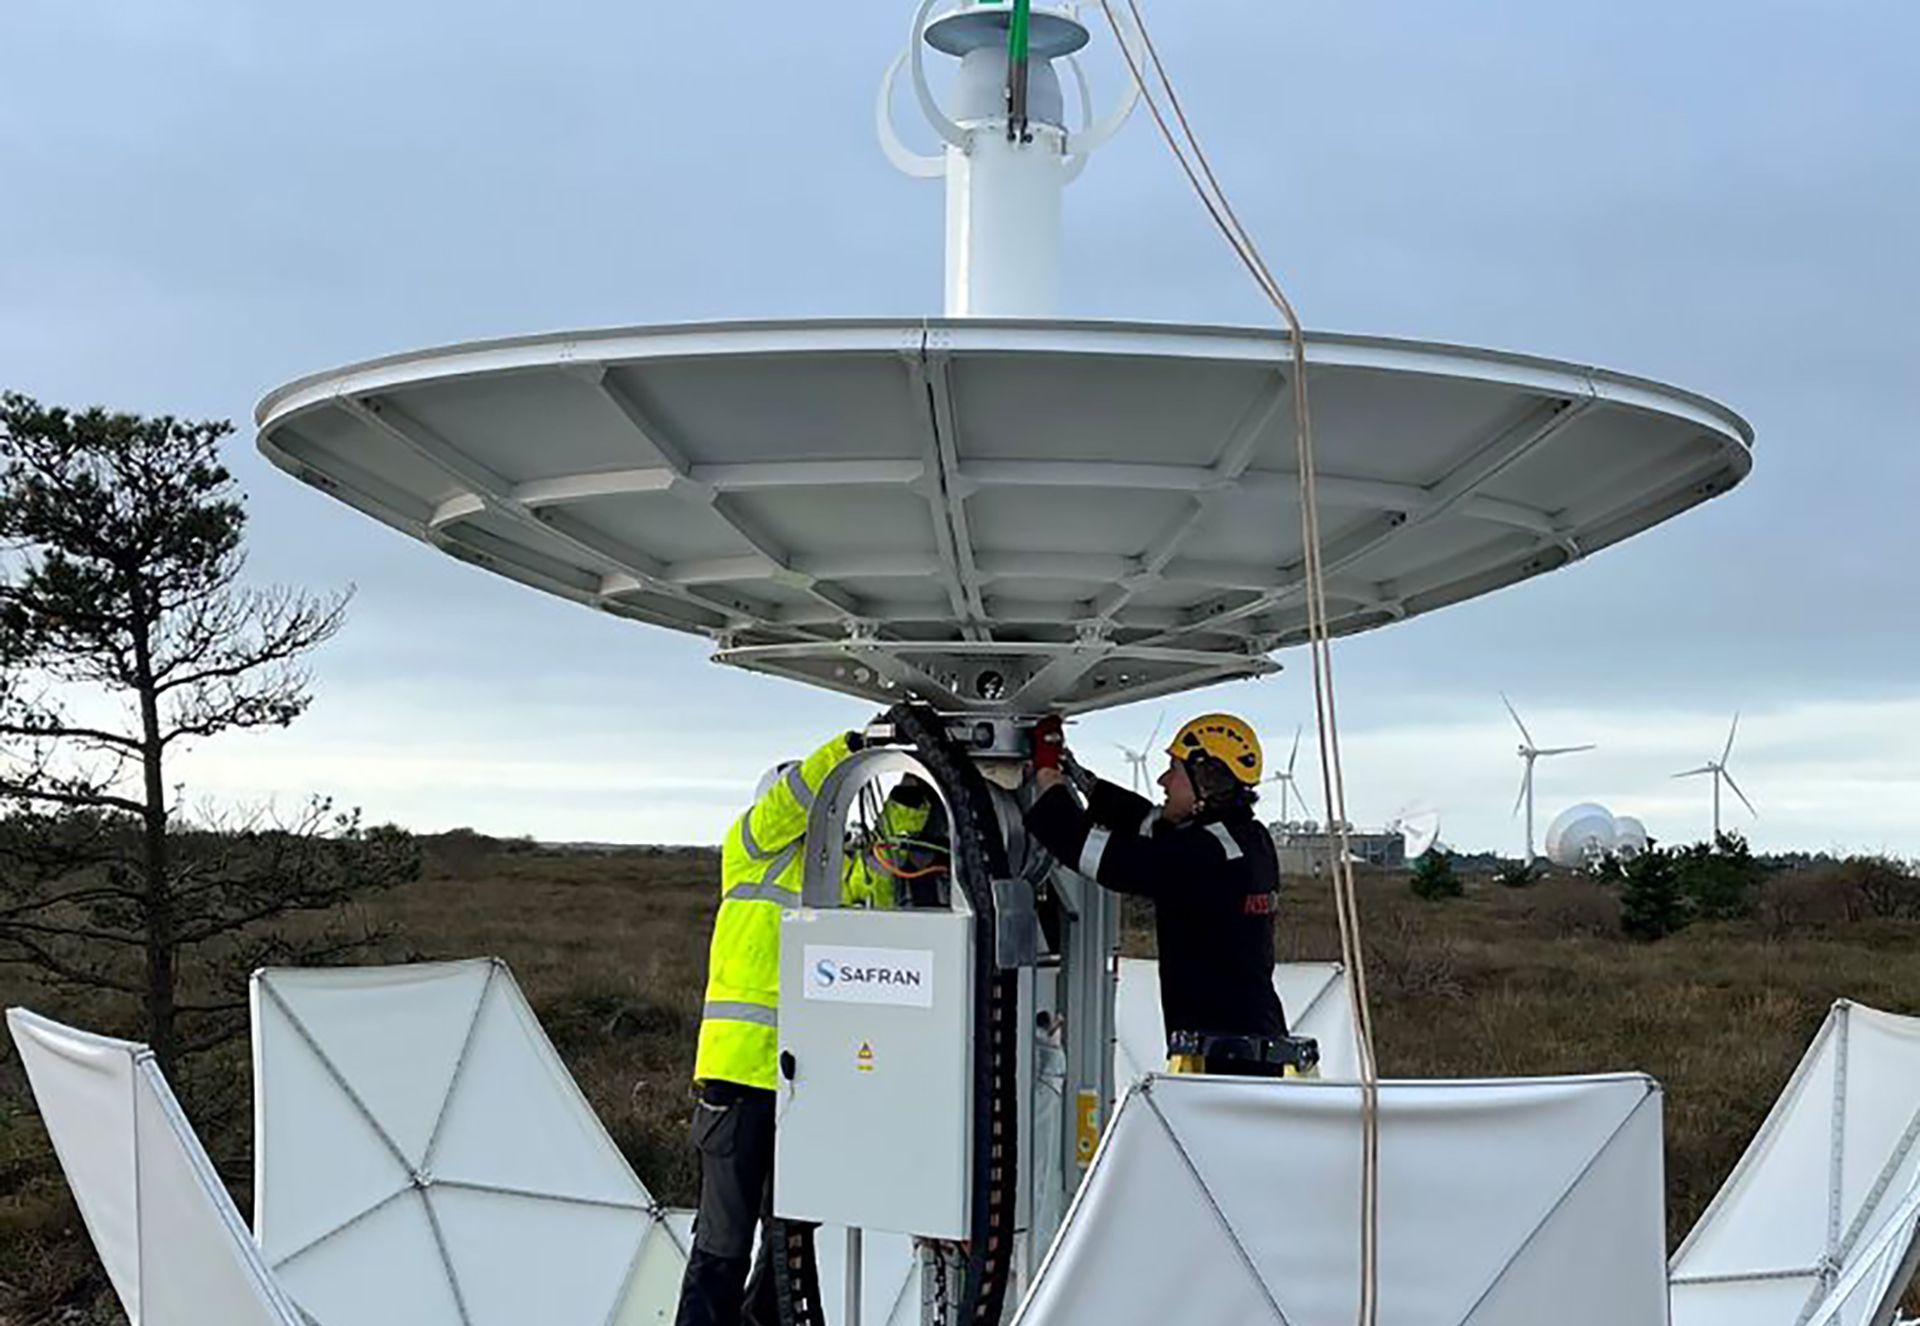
[694,733,932,1089]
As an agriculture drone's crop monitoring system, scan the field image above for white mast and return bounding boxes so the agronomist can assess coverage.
[879,1,1139,317]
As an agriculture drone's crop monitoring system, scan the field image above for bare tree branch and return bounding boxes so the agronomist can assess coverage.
[0,780,148,817]
[0,932,142,995]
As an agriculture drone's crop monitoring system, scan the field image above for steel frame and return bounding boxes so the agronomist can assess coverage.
[258,318,1753,713]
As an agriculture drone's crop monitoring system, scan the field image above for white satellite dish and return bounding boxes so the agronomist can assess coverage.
[259,326,1750,716]
[254,0,1750,723]
[1389,805,1443,859]
[1613,816,1650,859]
[1545,803,1619,869]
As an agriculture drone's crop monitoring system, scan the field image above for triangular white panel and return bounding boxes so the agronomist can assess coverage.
[1673,1001,1920,1326]
[257,961,491,1168]
[7,1008,303,1326]
[1114,957,1363,1088]
[251,989,413,1263]
[612,1220,696,1326]
[275,1189,463,1326]
[1670,1276,1815,1326]
[664,1206,696,1249]
[1017,1072,1665,1326]
[1839,1009,1920,1232]
[1806,1177,1920,1326]
[132,1079,299,1326]
[8,1010,142,1318]
[427,971,647,1204]
[1459,1092,1668,1325]
[1017,1081,1287,1325]
[252,959,662,1326]
[433,1184,651,1326]
[1677,1016,1841,1282]
[1275,961,1360,1069]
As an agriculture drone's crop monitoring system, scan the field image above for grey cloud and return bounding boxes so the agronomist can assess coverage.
[3,0,1914,845]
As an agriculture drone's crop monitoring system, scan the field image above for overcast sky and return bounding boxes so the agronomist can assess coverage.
[4,2,1915,856]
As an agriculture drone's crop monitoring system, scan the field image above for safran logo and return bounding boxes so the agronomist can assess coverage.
[802,945,935,1008]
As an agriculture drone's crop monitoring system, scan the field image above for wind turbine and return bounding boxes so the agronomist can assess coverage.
[1503,694,1595,862]
[1264,724,1304,825]
[1114,712,1166,794]
[1673,712,1756,839]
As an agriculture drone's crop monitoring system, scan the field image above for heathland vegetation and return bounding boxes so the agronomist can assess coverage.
[6,832,1920,1323]
[6,392,1918,1322]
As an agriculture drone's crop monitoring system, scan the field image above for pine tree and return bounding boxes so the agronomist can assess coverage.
[1620,849,1690,941]
[0,393,418,1072]
[1410,848,1464,900]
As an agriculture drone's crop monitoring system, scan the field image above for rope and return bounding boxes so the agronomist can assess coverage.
[1093,4,1382,1321]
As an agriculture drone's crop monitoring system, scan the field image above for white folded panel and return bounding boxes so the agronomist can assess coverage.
[251,958,670,1326]
[1805,1174,1920,1326]
[1113,957,1360,1086]
[1672,1001,1920,1326]
[611,1215,695,1326]
[1016,1071,1667,1326]
[6,1008,303,1326]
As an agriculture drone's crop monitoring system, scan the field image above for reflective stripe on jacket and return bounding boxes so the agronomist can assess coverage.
[694,736,931,1089]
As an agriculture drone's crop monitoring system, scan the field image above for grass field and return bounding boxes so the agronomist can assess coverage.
[2,837,1914,1324]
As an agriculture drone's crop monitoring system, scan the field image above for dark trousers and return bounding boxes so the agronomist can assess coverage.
[675,1081,779,1326]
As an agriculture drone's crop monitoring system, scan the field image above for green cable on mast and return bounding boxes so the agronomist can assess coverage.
[1006,0,1033,142]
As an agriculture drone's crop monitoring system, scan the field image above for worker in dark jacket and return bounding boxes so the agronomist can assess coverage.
[1026,712,1288,1076]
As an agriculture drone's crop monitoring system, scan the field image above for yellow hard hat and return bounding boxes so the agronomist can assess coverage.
[1167,713,1264,786]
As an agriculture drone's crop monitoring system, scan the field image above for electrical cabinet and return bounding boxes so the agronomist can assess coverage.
[774,906,975,1239]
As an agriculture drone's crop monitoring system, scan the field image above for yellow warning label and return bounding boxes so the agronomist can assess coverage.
[856,1041,876,1073]
[1075,1090,1100,1166]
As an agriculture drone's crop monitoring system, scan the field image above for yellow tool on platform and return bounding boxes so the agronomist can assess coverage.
[1165,1031,1321,1078]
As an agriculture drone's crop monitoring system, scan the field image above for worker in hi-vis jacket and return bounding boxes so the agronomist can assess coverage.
[676,730,942,1326]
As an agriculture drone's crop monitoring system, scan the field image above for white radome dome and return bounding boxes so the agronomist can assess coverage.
[1545,803,1619,868]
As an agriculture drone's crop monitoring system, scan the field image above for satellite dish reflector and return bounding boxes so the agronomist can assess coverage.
[1544,803,1618,868]
[1390,806,1443,859]
[1613,816,1650,859]
[257,320,1752,716]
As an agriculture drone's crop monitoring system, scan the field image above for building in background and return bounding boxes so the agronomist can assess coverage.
[1271,824,1407,875]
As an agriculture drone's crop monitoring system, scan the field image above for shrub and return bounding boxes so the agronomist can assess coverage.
[1493,860,1540,889]
[1758,868,1866,936]
[1673,832,1766,921]
[1847,855,1920,919]
[1621,849,1691,941]
[1410,849,1464,901]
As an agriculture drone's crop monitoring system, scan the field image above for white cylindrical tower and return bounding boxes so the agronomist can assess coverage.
[929,6,1084,317]
[881,2,1137,318]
